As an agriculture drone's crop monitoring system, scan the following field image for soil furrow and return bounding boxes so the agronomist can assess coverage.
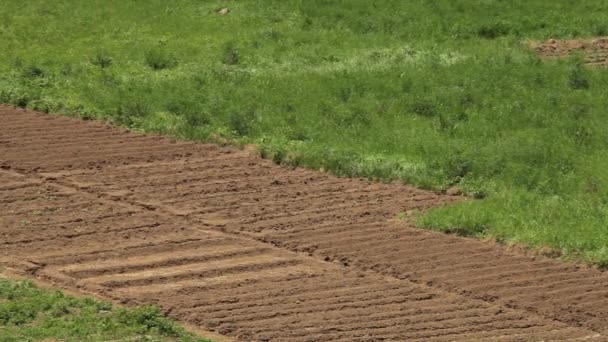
[97,259,303,289]
[63,247,272,278]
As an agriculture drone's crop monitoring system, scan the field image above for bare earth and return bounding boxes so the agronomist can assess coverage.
[532,37,608,66]
[1,106,607,341]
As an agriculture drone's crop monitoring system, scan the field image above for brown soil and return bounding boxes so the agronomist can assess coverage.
[532,37,608,66]
[1,106,607,341]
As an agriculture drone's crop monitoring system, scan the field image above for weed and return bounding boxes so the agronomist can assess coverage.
[409,100,436,117]
[92,52,113,68]
[23,65,44,78]
[568,66,590,90]
[222,42,240,65]
[228,109,256,136]
[477,21,510,39]
[594,24,608,36]
[272,148,285,164]
[15,96,29,108]
[145,49,178,70]
[185,112,210,127]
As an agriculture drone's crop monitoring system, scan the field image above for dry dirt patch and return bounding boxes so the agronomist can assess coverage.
[531,37,608,66]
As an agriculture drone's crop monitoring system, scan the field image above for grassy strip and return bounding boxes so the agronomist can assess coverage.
[0,277,209,342]
[1,0,608,265]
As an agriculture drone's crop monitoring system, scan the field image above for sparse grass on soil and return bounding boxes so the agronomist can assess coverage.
[1,1,608,265]
[0,276,208,342]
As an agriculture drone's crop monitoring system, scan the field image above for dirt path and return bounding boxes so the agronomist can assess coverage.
[1,106,606,341]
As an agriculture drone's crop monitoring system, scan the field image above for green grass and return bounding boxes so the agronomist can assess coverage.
[0,277,209,341]
[1,0,608,265]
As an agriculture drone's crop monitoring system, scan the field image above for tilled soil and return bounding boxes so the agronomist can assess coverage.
[532,37,608,66]
[1,106,607,341]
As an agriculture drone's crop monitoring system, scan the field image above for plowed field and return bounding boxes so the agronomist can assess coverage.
[1,106,606,341]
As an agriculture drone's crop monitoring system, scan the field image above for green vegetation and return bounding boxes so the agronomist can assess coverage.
[0,277,208,341]
[1,0,608,265]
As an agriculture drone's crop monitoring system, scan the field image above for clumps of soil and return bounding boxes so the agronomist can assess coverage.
[531,37,608,66]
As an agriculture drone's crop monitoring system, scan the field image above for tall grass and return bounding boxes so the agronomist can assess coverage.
[1,0,608,265]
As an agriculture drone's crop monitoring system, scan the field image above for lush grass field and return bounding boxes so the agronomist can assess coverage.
[1,0,608,265]
[0,277,208,341]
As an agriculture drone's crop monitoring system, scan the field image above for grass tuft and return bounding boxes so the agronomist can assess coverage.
[145,49,178,70]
